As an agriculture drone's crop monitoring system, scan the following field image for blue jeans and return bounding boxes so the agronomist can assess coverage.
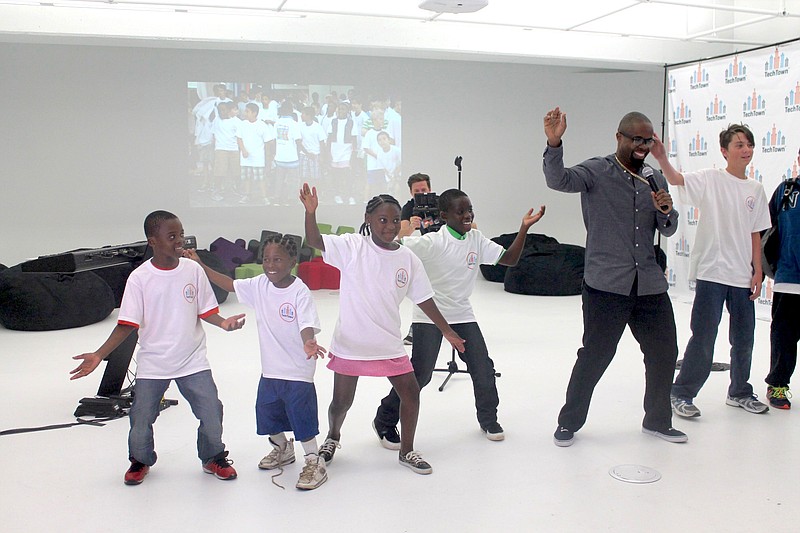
[672,280,755,401]
[375,322,500,428]
[128,369,225,466]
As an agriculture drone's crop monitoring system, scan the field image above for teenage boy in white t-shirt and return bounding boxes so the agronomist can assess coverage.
[210,101,241,201]
[373,189,545,446]
[299,106,327,185]
[274,101,303,205]
[651,124,771,416]
[70,210,245,486]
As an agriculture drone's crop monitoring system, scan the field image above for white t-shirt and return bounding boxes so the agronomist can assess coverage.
[376,145,401,179]
[212,117,240,151]
[236,119,275,167]
[405,227,505,324]
[117,259,219,380]
[275,116,302,163]
[362,128,384,171]
[299,121,327,155]
[322,233,434,360]
[233,276,321,383]
[258,100,278,123]
[679,168,771,287]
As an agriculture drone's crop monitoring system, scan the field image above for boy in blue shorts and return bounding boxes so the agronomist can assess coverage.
[71,210,245,485]
[187,235,328,490]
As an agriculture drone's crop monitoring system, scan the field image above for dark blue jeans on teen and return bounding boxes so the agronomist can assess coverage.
[766,291,800,388]
[375,322,500,429]
[557,282,678,433]
[672,280,756,401]
[128,369,225,466]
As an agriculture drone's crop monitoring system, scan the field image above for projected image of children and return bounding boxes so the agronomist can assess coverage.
[188,82,401,208]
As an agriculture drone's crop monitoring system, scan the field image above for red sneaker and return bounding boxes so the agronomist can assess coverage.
[202,451,237,480]
[124,460,150,485]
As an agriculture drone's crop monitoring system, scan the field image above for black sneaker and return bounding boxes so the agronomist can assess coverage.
[399,450,432,475]
[403,335,413,346]
[553,425,574,447]
[372,420,401,450]
[642,426,688,443]
[480,421,505,441]
[318,438,341,465]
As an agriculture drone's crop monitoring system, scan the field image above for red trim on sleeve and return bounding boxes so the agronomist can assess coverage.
[117,320,140,328]
[199,307,220,319]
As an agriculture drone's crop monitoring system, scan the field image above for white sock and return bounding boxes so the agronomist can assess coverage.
[301,437,319,457]
[270,433,288,447]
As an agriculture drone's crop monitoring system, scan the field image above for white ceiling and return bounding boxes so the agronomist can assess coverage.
[1,0,798,68]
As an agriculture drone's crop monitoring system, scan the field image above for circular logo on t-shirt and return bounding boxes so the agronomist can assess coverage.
[466,251,478,270]
[183,284,197,303]
[745,196,756,211]
[279,303,296,322]
[395,268,409,288]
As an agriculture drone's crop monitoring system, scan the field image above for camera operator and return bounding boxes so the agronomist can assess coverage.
[399,173,435,238]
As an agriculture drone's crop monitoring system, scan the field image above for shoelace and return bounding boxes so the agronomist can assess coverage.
[270,439,294,490]
[771,387,792,400]
[403,451,426,466]
[298,458,320,484]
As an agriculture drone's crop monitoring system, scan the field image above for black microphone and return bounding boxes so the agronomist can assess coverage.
[454,156,462,171]
[643,166,669,212]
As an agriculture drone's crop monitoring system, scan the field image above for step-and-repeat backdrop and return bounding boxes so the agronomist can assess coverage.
[664,39,800,319]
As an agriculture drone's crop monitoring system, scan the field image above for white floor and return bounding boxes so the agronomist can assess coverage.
[0,278,793,533]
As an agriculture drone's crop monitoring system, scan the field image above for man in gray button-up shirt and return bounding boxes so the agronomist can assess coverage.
[543,107,686,447]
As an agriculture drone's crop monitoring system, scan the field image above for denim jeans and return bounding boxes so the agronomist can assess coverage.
[376,322,500,428]
[672,280,755,401]
[128,369,225,466]
[557,282,678,432]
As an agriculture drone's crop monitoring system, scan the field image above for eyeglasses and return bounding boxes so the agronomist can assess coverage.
[618,132,655,147]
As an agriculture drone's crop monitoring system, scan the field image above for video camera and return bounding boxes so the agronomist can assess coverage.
[412,192,445,234]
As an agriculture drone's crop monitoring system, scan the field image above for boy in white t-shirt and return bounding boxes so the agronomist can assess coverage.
[70,210,246,486]
[237,102,276,206]
[374,189,545,445]
[375,131,402,197]
[298,106,327,185]
[274,101,303,205]
[187,235,328,490]
[652,124,772,416]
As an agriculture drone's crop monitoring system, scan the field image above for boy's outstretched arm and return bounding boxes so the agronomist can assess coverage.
[183,249,235,293]
[498,205,547,267]
[203,313,246,331]
[301,327,327,360]
[749,231,764,301]
[70,323,137,380]
[416,298,465,353]
[650,134,685,186]
[299,183,325,251]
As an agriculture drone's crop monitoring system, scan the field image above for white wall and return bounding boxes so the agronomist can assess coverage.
[0,43,664,266]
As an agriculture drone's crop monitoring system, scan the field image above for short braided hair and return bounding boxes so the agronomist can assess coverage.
[262,234,298,259]
[360,194,402,235]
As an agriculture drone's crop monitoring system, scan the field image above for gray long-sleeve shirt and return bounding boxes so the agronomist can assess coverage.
[543,144,679,297]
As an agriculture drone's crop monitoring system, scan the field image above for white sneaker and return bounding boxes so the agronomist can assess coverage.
[348,197,356,205]
[258,438,295,470]
[296,455,327,490]
[334,196,343,204]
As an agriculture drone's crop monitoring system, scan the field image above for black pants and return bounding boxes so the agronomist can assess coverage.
[376,322,500,429]
[557,283,678,432]
[766,292,800,387]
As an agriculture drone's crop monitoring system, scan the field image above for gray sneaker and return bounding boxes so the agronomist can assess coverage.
[726,395,769,414]
[670,395,701,418]
[399,450,432,475]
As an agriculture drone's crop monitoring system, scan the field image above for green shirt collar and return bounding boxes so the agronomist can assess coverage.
[446,225,467,240]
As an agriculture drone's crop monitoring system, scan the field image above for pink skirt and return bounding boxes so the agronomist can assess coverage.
[327,354,413,377]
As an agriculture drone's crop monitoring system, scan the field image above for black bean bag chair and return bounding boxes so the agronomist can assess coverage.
[196,249,229,304]
[480,233,560,283]
[0,266,116,331]
[504,242,585,296]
